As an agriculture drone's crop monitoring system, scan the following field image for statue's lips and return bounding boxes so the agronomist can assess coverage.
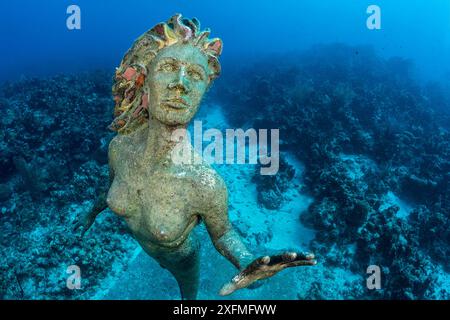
[162,98,190,109]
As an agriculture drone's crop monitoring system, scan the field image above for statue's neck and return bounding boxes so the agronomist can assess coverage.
[143,116,188,163]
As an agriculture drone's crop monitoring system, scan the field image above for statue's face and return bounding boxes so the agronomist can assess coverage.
[147,43,210,126]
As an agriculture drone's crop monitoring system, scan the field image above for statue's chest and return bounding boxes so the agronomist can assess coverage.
[107,165,199,243]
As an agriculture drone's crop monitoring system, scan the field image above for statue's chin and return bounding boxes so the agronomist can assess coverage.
[151,108,194,127]
[158,116,191,127]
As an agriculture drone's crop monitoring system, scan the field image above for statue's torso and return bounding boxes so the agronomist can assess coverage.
[106,133,218,250]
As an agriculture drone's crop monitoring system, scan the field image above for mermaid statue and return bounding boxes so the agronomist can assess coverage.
[75,14,316,300]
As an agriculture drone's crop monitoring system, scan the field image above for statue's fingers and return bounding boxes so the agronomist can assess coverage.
[305,253,315,260]
[295,252,315,260]
[219,281,238,296]
[262,253,295,266]
[255,255,270,266]
[287,258,317,267]
[282,252,297,262]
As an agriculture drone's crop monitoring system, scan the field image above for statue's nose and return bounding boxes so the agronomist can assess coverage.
[168,66,190,93]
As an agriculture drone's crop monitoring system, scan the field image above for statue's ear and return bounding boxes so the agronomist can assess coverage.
[204,38,223,56]
[207,55,221,82]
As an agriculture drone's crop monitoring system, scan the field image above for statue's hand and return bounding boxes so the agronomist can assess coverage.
[72,211,96,238]
[219,252,316,296]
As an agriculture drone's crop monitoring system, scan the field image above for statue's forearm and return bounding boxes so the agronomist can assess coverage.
[74,186,109,237]
[213,228,255,270]
[91,190,108,216]
[90,167,114,218]
[88,169,113,223]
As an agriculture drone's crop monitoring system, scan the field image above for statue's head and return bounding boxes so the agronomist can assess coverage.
[110,14,222,134]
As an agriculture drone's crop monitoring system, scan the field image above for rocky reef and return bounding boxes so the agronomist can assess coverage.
[252,156,296,210]
[0,71,138,299]
[1,44,449,299]
[214,44,450,299]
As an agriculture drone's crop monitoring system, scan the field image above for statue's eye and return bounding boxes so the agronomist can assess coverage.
[187,69,203,81]
[160,62,176,72]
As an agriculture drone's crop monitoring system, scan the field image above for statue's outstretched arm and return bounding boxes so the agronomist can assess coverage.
[205,215,256,271]
[202,182,316,296]
[201,184,255,271]
[73,166,114,237]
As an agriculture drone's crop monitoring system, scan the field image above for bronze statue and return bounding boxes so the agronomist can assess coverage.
[75,14,316,300]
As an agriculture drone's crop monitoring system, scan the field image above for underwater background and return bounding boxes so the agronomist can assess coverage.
[0,0,449,299]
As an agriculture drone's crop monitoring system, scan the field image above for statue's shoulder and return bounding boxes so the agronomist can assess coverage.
[108,134,124,158]
[182,162,228,200]
[195,164,228,211]
[109,127,146,159]
[108,133,136,166]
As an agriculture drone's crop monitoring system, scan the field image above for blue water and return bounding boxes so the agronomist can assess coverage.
[1,0,449,81]
[0,1,449,300]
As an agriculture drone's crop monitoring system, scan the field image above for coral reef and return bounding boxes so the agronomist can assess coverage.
[0,72,138,299]
[214,43,450,299]
[252,155,296,210]
[1,43,449,299]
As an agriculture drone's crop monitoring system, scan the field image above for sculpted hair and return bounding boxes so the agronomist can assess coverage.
[109,14,223,134]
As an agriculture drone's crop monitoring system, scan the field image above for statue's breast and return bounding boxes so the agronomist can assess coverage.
[135,173,199,246]
[106,178,139,217]
[107,165,200,247]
